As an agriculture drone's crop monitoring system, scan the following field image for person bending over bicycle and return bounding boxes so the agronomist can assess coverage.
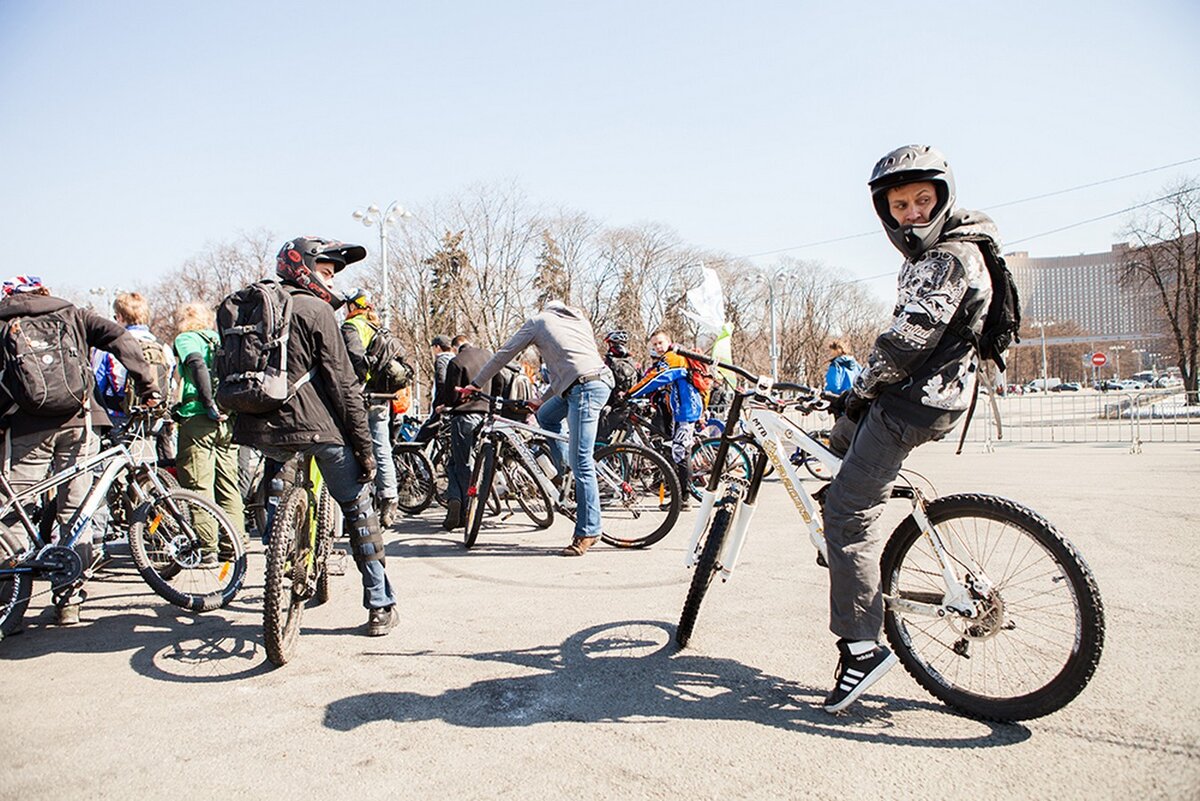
[0,276,161,625]
[819,145,998,712]
[464,301,613,556]
[233,237,398,637]
[627,330,703,510]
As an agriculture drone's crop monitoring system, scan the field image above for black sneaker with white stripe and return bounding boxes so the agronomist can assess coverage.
[823,639,898,713]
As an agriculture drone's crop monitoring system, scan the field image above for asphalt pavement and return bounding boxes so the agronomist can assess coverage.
[2,439,1197,800]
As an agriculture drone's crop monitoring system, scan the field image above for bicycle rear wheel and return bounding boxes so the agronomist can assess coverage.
[676,505,733,648]
[463,441,496,549]
[881,493,1105,722]
[263,488,312,666]
[689,438,752,500]
[501,448,553,529]
[594,442,681,549]
[128,489,247,612]
[393,449,435,515]
[0,536,32,639]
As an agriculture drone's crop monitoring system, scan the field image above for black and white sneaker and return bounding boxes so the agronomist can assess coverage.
[823,640,898,713]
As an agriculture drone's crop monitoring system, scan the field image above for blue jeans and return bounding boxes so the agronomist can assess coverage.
[447,413,482,505]
[537,378,612,539]
[259,442,395,610]
[368,404,397,501]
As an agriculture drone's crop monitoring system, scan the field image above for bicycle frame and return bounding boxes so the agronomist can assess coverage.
[0,440,162,566]
[682,376,985,621]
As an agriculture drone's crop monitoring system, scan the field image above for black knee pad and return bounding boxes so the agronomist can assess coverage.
[339,491,385,565]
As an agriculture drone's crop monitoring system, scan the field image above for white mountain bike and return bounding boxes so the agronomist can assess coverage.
[674,348,1105,722]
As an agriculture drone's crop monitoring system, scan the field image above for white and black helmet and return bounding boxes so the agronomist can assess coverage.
[868,145,956,259]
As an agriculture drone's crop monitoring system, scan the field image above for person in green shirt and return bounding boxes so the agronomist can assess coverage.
[172,301,245,565]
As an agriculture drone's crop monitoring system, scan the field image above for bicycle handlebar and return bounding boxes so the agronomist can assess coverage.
[670,346,819,400]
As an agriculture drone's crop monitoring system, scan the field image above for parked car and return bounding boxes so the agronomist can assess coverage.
[1050,382,1082,392]
[1155,376,1184,389]
[1118,379,1148,391]
[1096,379,1124,391]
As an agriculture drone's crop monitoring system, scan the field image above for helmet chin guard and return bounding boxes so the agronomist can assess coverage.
[868,145,956,259]
[276,236,366,307]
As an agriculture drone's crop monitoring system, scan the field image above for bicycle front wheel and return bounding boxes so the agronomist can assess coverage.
[128,489,247,612]
[393,449,434,515]
[463,441,496,549]
[881,493,1105,722]
[676,504,733,648]
[594,443,681,549]
[263,488,313,666]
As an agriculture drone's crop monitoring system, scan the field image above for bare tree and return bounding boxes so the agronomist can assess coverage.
[1119,179,1200,397]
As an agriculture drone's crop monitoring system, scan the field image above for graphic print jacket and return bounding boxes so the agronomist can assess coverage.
[853,210,997,429]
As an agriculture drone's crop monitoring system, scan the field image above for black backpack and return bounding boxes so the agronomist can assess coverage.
[606,354,640,395]
[947,236,1021,372]
[215,281,309,413]
[0,307,93,417]
[363,325,411,393]
[945,237,1022,453]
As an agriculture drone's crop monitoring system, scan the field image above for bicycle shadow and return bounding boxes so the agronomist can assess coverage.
[325,620,1031,748]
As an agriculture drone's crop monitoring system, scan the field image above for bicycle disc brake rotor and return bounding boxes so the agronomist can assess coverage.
[952,588,1007,641]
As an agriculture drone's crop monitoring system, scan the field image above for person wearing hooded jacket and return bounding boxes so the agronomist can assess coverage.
[819,145,996,714]
[232,237,397,637]
[464,301,614,556]
[0,276,160,625]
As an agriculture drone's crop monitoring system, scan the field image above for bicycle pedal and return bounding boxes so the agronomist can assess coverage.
[326,549,348,576]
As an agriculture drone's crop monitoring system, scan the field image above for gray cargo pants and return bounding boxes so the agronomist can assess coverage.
[823,401,958,642]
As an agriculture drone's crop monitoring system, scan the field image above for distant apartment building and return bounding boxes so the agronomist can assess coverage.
[1004,243,1160,338]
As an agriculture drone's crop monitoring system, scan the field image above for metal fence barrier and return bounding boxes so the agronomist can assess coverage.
[966,389,1199,452]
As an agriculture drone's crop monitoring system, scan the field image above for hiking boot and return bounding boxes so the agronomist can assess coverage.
[560,536,598,557]
[56,603,81,626]
[823,640,898,713]
[380,498,399,528]
[442,499,463,531]
[367,605,398,636]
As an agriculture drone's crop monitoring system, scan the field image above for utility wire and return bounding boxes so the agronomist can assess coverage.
[735,155,1199,261]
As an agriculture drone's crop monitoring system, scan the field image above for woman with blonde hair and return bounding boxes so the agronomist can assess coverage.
[172,301,245,565]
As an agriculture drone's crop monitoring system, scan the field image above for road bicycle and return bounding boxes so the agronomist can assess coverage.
[0,409,247,638]
[262,453,341,666]
[462,393,682,550]
[673,348,1105,722]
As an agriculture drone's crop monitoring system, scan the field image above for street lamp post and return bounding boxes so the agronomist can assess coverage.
[1028,319,1056,389]
[752,272,780,382]
[352,201,412,327]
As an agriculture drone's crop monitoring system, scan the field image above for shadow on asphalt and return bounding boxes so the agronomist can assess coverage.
[326,619,1032,748]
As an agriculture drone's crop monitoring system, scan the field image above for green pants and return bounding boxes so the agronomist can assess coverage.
[176,415,245,553]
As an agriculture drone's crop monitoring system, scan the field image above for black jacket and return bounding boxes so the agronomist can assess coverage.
[0,294,156,438]
[435,345,498,415]
[233,285,372,459]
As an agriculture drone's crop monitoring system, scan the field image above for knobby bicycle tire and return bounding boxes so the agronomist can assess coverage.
[314,484,336,606]
[128,489,247,613]
[463,441,496,549]
[393,449,435,515]
[263,488,312,666]
[500,446,553,529]
[676,505,734,648]
[0,536,32,639]
[881,493,1105,722]
[594,442,681,549]
[125,468,183,579]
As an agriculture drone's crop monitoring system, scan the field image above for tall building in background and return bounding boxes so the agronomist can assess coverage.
[1005,243,1159,338]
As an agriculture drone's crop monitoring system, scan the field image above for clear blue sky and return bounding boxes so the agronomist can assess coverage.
[1,1,1197,302]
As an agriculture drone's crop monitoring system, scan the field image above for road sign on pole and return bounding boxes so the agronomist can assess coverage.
[1091,352,1108,367]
